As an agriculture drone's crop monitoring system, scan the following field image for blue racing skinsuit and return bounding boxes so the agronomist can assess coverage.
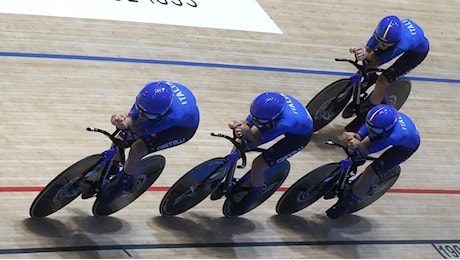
[245,93,314,166]
[125,80,200,153]
[357,112,420,175]
[367,19,429,83]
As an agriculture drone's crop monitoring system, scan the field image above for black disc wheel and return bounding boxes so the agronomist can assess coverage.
[306,79,353,132]
[385,78,411,110]
[276,163,340,215]
[29,155,103,218]
[159,158,228,216]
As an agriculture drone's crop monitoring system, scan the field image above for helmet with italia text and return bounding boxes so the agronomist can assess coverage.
[250,92,286,129]
[135,81,173,120]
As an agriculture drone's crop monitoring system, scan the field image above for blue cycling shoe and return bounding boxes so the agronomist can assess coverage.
[99,172,135,204]
[326,191,361,219]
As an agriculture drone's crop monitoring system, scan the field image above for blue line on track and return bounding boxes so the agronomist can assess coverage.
[1,51,459,84]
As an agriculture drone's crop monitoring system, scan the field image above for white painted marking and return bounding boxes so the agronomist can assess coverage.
[0,0,283,34]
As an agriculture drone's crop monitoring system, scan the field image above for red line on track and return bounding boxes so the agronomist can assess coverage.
[1,186,460,194]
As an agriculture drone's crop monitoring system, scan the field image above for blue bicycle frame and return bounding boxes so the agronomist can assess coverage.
[72,128,126,195]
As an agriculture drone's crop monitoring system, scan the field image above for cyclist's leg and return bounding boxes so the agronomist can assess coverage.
[134,125,197,176]
[237,133,311,211]
[377,50,428,104]
[327,144,419,219]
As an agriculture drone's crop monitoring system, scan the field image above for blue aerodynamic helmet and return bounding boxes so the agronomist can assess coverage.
[366,104,398,134]
[135,81,174,120]
[250,92,286,129]
[374,15,402,45]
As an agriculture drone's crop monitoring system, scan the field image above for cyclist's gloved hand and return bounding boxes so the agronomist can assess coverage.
[342,132,361,147]
[229,120,251,138]
[349,46,367,61]
[111,114,132,129]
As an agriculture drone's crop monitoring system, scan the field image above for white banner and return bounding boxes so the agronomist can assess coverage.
[0,0,282,34]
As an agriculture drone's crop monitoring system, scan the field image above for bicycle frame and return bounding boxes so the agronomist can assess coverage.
[319,140,373,198]
[334,70,362,105]
[204,149,239,196]
[78,128,127,194]
[334,59,385,109]
[193,133,261,199]
[210,133,267,198]
[322,157,352,187]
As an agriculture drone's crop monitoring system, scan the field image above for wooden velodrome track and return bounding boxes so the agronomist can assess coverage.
[1,0,460,258]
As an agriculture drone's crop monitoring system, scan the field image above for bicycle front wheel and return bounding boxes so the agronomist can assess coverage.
[349,165,401,213]
[29,154,103,218]
[276,163,340,215]
[306,79,353,132]
[159,158,228,216]
[92,155,166,216]
[385,78,411,110]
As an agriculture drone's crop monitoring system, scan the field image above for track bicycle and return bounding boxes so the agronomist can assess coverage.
[276,140,400,216]
[159,132,290,217]
[29,127,166,218]
[306,58,411,132]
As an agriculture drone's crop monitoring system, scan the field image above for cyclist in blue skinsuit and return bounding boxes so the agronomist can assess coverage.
[100,80,200,203]
[327,104,420,219]
[222,92,314,213]
[345,15,429,132]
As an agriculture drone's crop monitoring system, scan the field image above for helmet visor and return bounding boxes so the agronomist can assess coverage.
[374,32,397,47]
[251,114,273,129]
[366,122,385,134]
[136,103,161,120]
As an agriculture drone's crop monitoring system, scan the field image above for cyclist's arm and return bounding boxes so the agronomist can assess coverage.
[349,46,381,67]
[342,131,370,155]
[228,120,259,145]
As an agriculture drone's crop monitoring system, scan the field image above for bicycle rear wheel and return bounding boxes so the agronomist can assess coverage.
[306,79,353,132]
[223,161,290,217]
[29,154,103,218]
[159,158,228,216]
[92,155,166,216]
[349,165,401,213]
[276,163,340,215]
[385,78,411,110]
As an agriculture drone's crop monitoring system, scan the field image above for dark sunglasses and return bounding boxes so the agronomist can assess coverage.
[251,115,274,129]
[366,122,385,134]
[374,33,397,47]
[136,104,161,120]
